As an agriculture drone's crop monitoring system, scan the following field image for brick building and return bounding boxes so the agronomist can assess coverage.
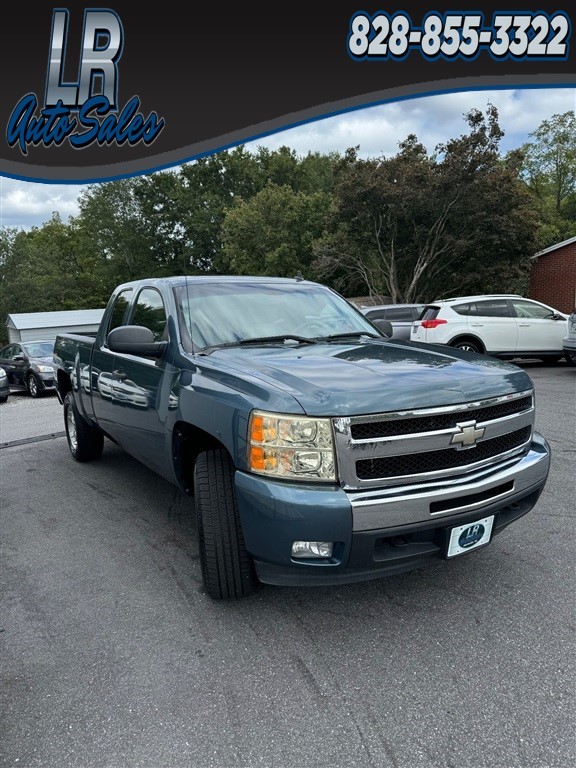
[529,236,576,314]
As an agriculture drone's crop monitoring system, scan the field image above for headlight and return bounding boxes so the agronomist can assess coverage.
[36,365,54,373]
[0,369,7,380]
[248,410,336,482]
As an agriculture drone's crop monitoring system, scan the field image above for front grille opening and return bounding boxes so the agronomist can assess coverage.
[351,396,533,440]
[430,481,514,514]
[356,426,531,480]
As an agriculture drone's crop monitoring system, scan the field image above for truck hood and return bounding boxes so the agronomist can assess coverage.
[209,339,533,416]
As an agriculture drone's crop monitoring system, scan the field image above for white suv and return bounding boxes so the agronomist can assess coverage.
[410,294,571,364]
[563,310,576,365]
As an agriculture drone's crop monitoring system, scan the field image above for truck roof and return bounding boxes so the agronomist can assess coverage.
[114,275,319,290]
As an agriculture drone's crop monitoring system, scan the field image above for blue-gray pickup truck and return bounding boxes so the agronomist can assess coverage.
[53,276,551,599]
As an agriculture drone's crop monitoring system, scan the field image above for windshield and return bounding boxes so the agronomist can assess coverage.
[175,282,380,349]
[24,341,54,358]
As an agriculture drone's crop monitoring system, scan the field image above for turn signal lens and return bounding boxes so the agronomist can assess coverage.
[251,415,264,443]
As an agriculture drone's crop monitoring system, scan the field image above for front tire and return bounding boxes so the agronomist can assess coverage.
[27,373,41,398]
[63,391,104,462]
[194,449,256,600]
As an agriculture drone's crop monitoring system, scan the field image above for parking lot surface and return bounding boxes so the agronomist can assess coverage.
[1,363,575,768]
[0,390,63,446]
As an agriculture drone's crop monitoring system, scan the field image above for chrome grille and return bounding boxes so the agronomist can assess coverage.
[333,390,534,490]
[356,427,531,480]
[350,396,533,440]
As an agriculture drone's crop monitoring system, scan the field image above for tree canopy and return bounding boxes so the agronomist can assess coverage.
[1,106,573,344]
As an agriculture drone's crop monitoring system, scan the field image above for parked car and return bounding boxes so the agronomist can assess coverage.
[410,294,570,363]
[0,340,57,397]
[563,310,576,365]
[0,367,9,403]
[360,303,425,340]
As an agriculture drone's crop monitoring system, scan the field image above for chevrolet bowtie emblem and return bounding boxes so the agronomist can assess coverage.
[451,420,485,449]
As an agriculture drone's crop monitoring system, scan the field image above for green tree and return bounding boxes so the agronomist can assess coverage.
[314,106,539,301]
[0,214,109,344]
[222,183,331,278]
[75,180,154,284]
[519,110,576,246]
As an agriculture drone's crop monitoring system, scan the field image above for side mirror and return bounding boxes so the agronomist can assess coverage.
[372,318,393,338]
[107,325,168,358]
[543,312,564,321]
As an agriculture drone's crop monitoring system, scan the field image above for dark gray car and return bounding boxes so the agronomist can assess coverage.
[0,340,57,398]
[0,366,9,403]
[360,303,425,340]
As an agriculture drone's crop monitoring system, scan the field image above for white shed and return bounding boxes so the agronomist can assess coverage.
[6,309,106,344]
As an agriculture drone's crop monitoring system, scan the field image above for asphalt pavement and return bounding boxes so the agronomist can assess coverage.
[1,364,575,768]
[0,389,64,446]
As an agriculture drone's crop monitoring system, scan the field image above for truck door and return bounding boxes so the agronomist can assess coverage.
[90,288,134,434]
[107,287,172,477]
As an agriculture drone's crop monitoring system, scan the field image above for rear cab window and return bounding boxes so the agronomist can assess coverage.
[108,289,133,334]
[102,288,133,348]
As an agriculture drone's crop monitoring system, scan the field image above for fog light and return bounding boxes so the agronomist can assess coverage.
[291,541,333,559]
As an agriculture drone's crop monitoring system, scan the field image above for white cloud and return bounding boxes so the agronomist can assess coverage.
[0,178,86,230]
[1,87,575,231]
[245,87,576,158]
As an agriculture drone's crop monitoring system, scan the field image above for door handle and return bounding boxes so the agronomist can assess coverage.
[470,323,484,327]
[518,323,530,327]
[112,369,127,380]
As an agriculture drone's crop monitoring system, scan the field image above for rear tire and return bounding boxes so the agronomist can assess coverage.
[194,449,256,600]
[565,352,576,366]
[540,356,562,365]
[451,339,482,354]
[64,391,104,462]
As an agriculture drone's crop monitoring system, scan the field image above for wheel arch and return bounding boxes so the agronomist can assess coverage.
[448,334,486,354]
[57,369,73,401]
[172,421,230,495]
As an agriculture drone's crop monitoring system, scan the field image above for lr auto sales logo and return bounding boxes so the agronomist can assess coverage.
[7,9,165,155]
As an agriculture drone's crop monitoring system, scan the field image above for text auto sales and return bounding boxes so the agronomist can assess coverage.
[7,93,164,155]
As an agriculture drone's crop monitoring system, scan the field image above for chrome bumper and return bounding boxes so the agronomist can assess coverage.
[349,432,550,532]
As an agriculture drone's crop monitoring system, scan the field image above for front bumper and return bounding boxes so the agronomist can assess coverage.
[36,371,57,391]
[235,432,550,586]
[562,337,576,353]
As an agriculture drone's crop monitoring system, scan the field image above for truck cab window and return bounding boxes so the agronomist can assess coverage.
[131,288,168,341]
[108,289,133,334]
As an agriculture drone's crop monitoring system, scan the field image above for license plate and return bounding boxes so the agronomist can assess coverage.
[447,515,494,557]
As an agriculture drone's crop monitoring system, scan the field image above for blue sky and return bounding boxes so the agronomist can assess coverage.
[1,87,575,231]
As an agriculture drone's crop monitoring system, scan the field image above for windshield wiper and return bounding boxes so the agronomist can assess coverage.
[200,335,318,354]
[315,332,382,342]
